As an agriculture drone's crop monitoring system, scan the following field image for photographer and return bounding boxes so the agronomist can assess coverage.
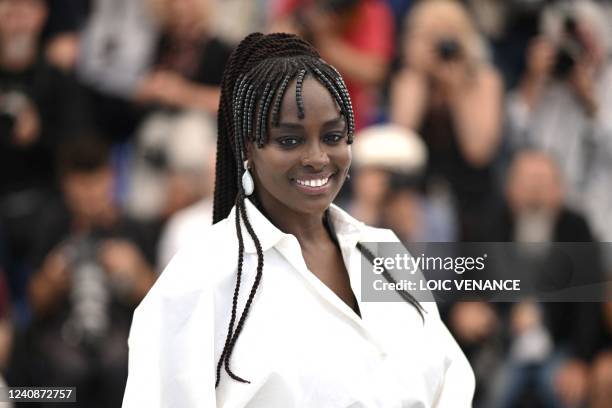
[133,0,232,114]
[0,0,91,192]
[506,0,612,242]
[272,0,394,128]
[12,136,157,407]
[473,150,611,408]
[0,0,92,312]
[390,0,503,240]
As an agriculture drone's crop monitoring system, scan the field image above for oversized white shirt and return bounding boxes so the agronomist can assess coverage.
[123,200,475,407]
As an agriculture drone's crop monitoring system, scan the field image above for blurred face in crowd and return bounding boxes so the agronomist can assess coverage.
[155,0,210,35]
[382,189,421,241]
[0,0,46,64]
[404,0,477,69]
[506,151,564,216]
[248,78,351,217]
[0,0,46,40]
[353,167,390,204]
[62,166,115,224]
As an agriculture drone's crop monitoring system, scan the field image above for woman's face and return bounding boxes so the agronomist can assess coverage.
[405,3,473,69]
[248,77,351,217]
[162,0,208,32]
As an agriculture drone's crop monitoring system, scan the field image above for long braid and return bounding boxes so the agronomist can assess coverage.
[215,202,246,387]
[216,94,252,384]
[219,74,262,382]
[213,33,423,388]
[222,199,265,383]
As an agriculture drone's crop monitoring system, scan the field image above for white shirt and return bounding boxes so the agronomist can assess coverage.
[123,200,475,407]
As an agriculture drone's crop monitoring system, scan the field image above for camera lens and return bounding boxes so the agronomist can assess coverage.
[436,38,462,61]
[0,112,16,144]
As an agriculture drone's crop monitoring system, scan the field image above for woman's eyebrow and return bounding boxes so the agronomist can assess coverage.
[323,116,346,127]
[275,122,304,129]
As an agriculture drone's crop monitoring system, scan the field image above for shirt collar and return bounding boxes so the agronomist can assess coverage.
[226,199,364,254]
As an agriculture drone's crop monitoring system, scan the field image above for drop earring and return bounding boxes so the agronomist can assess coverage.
[242,160,254,196]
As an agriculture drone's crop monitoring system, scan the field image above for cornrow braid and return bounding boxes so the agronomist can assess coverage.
[254,82,271,146]
[271,74,292,127]
[244,85,257,149]
[255,72,281,147]
[212,33,422,388]
[317,63,356,141]
[308,65,347,121]
[295,69,307,119]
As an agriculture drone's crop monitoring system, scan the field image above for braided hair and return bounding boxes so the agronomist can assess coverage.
[213,32,424,387]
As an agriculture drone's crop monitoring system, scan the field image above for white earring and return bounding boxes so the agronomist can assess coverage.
[242,160,254,196]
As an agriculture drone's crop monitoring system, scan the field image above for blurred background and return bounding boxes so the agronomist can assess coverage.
[0,0,611,406]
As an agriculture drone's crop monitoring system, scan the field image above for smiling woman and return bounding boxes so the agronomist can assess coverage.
[123,33,475,407]
[250,77,351,218]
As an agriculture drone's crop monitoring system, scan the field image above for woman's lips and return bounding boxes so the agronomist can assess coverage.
[292,174,334,195]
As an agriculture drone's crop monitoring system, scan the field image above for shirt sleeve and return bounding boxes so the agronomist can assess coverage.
[431,316,476,407]
[122,248,217,407]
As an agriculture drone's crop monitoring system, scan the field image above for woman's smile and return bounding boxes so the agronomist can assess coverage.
[292,172,335,194]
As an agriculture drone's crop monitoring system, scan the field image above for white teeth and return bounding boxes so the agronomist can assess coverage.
[296,177,330,187]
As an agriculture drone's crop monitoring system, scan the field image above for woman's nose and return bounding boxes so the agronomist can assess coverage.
[301,142,330,169]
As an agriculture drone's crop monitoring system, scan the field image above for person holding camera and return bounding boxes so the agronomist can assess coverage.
[390,0,503,240]
[271,0,394,129]
[0,0,91,190]
[0,0,92,312]
[506,0,612,243]
[10,137,157,408]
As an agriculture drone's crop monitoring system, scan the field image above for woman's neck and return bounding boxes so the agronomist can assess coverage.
[251,197,329,245]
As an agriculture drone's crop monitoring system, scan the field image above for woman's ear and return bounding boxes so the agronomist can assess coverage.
[245,141,254,168]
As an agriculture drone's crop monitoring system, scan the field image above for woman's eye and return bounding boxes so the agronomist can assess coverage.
[324,133,345,144]
[277,137,301,147]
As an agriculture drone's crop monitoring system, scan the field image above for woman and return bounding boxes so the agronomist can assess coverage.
[123,33,474,407]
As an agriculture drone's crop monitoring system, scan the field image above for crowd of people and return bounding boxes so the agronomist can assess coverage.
[0,0,610,406]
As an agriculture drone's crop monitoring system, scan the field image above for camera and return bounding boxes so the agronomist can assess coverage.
[552,16,584,79]
[62,236,110,348]
[0,91,28,142]
[436,38,462,61]
[142,145,168,170]
[321,0,360,13]
[0,111,16,142]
